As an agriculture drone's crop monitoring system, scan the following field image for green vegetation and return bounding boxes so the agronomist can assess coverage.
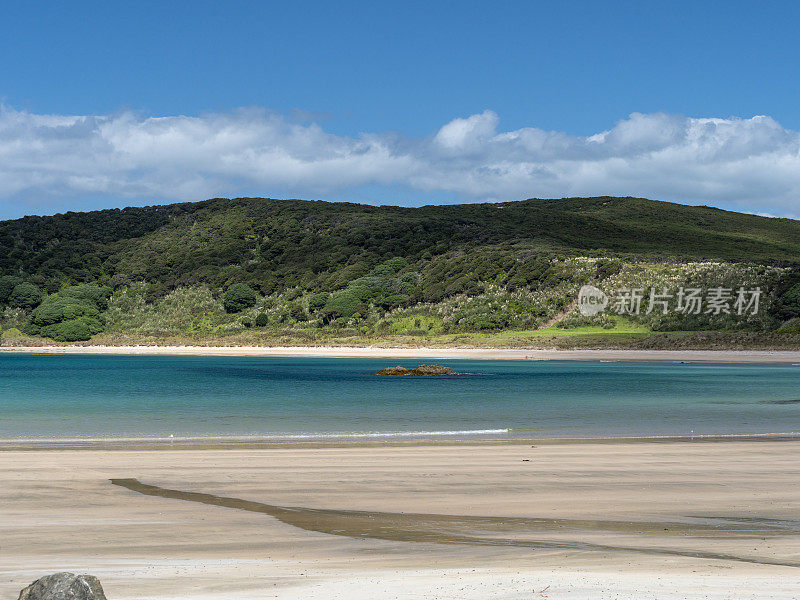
[8,282,44,309]
[1,195,800,347]
[0,276,23,303]
[223,283,257,313]
[24,284,111,341]
[3,196,800,294]
[1,327,24,341]
[777,317,800,334]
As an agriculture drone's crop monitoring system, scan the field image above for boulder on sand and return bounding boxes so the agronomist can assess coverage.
[375,364,455,376]
[17,573,107,600]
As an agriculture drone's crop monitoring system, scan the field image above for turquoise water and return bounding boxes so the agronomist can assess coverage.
[1,354,799,441]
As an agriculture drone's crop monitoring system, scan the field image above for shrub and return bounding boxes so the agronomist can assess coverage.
[782,283,800,312]
[8,283,44,309]
[59,284,113,310]
[223,283,257,313]
[308,292,329,312]
[373,256,409,275]
[254,312,269,327]
[1,327,24,341]
[27,284,112,342]
[594,258,624,280]
[777,317,800,333]
[289,302,306,321]
[0,276,24,304]
[105,285,229,334]
[31,298,100,326]
[39,317,104,342]
[321,289,364,321]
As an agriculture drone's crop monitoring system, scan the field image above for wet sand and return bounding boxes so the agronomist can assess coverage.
[2,441,800,598]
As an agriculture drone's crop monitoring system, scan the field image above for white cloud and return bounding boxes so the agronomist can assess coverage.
[433,110,499,151]
[1,105,799,216]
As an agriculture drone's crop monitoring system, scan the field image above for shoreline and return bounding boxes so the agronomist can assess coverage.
[4,344,800,362]
[4,431,800,451]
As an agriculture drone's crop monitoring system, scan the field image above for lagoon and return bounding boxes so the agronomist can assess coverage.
[1,354,799,441]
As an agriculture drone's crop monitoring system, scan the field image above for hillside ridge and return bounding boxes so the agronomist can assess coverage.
[2,196,799,296]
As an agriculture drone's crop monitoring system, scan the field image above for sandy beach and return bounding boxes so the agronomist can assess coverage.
[4,344,800,363]
[2,440,800,599]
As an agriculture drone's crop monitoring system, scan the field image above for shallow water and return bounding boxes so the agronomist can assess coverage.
[1,354,799,440]
[111,478,800,568]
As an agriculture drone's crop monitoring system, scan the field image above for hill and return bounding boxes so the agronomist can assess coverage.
[1,196,799,345]
[2,196,800,296]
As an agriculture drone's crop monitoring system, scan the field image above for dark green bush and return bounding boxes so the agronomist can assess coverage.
[39,317,104,342]
[782,284,800,312]
[31,298,100,326]
[373,256,409,275]
[321,289,365,321]
[8,282,44,309]
[594,258,624,279]
[308,292,329,312]
[26,284,112,340]
[223,283,257,313]
[0,276,24,304]
[254,312,269,327]
[59,284,113,310]
[289,302,306,321]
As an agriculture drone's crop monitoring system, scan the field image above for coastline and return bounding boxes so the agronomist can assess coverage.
[4,432,800,451]
[5,347,800,597]
[4,344,800,362]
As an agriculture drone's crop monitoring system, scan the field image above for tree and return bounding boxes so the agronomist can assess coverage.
[223,283,257,313]
[0,275,23,304]
[59,284,113,310]
[308,292,329,312]
[8,282,44,309]
[782,283,800,313]
[254,312,269,327]
[321,289,365,322]
[289,302,306,321]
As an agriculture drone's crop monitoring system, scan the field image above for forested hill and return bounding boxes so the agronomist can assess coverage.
[2,196,800,295]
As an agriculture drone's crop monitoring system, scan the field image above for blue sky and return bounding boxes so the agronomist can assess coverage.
[2,0,800,218]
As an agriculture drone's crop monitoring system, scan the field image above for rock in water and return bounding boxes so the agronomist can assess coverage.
[412,364,455,376]
[375,364,455,376]
[18,573,107,600]
[374,365,411,375]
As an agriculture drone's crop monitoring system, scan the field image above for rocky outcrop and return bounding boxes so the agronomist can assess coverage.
[17,573,107,600]
[375,364,456,376]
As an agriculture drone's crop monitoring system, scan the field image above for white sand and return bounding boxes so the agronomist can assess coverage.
[2,442,799,598]
[3,344,800,362]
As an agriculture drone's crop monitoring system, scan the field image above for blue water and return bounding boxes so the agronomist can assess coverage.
[1,354,799,440]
